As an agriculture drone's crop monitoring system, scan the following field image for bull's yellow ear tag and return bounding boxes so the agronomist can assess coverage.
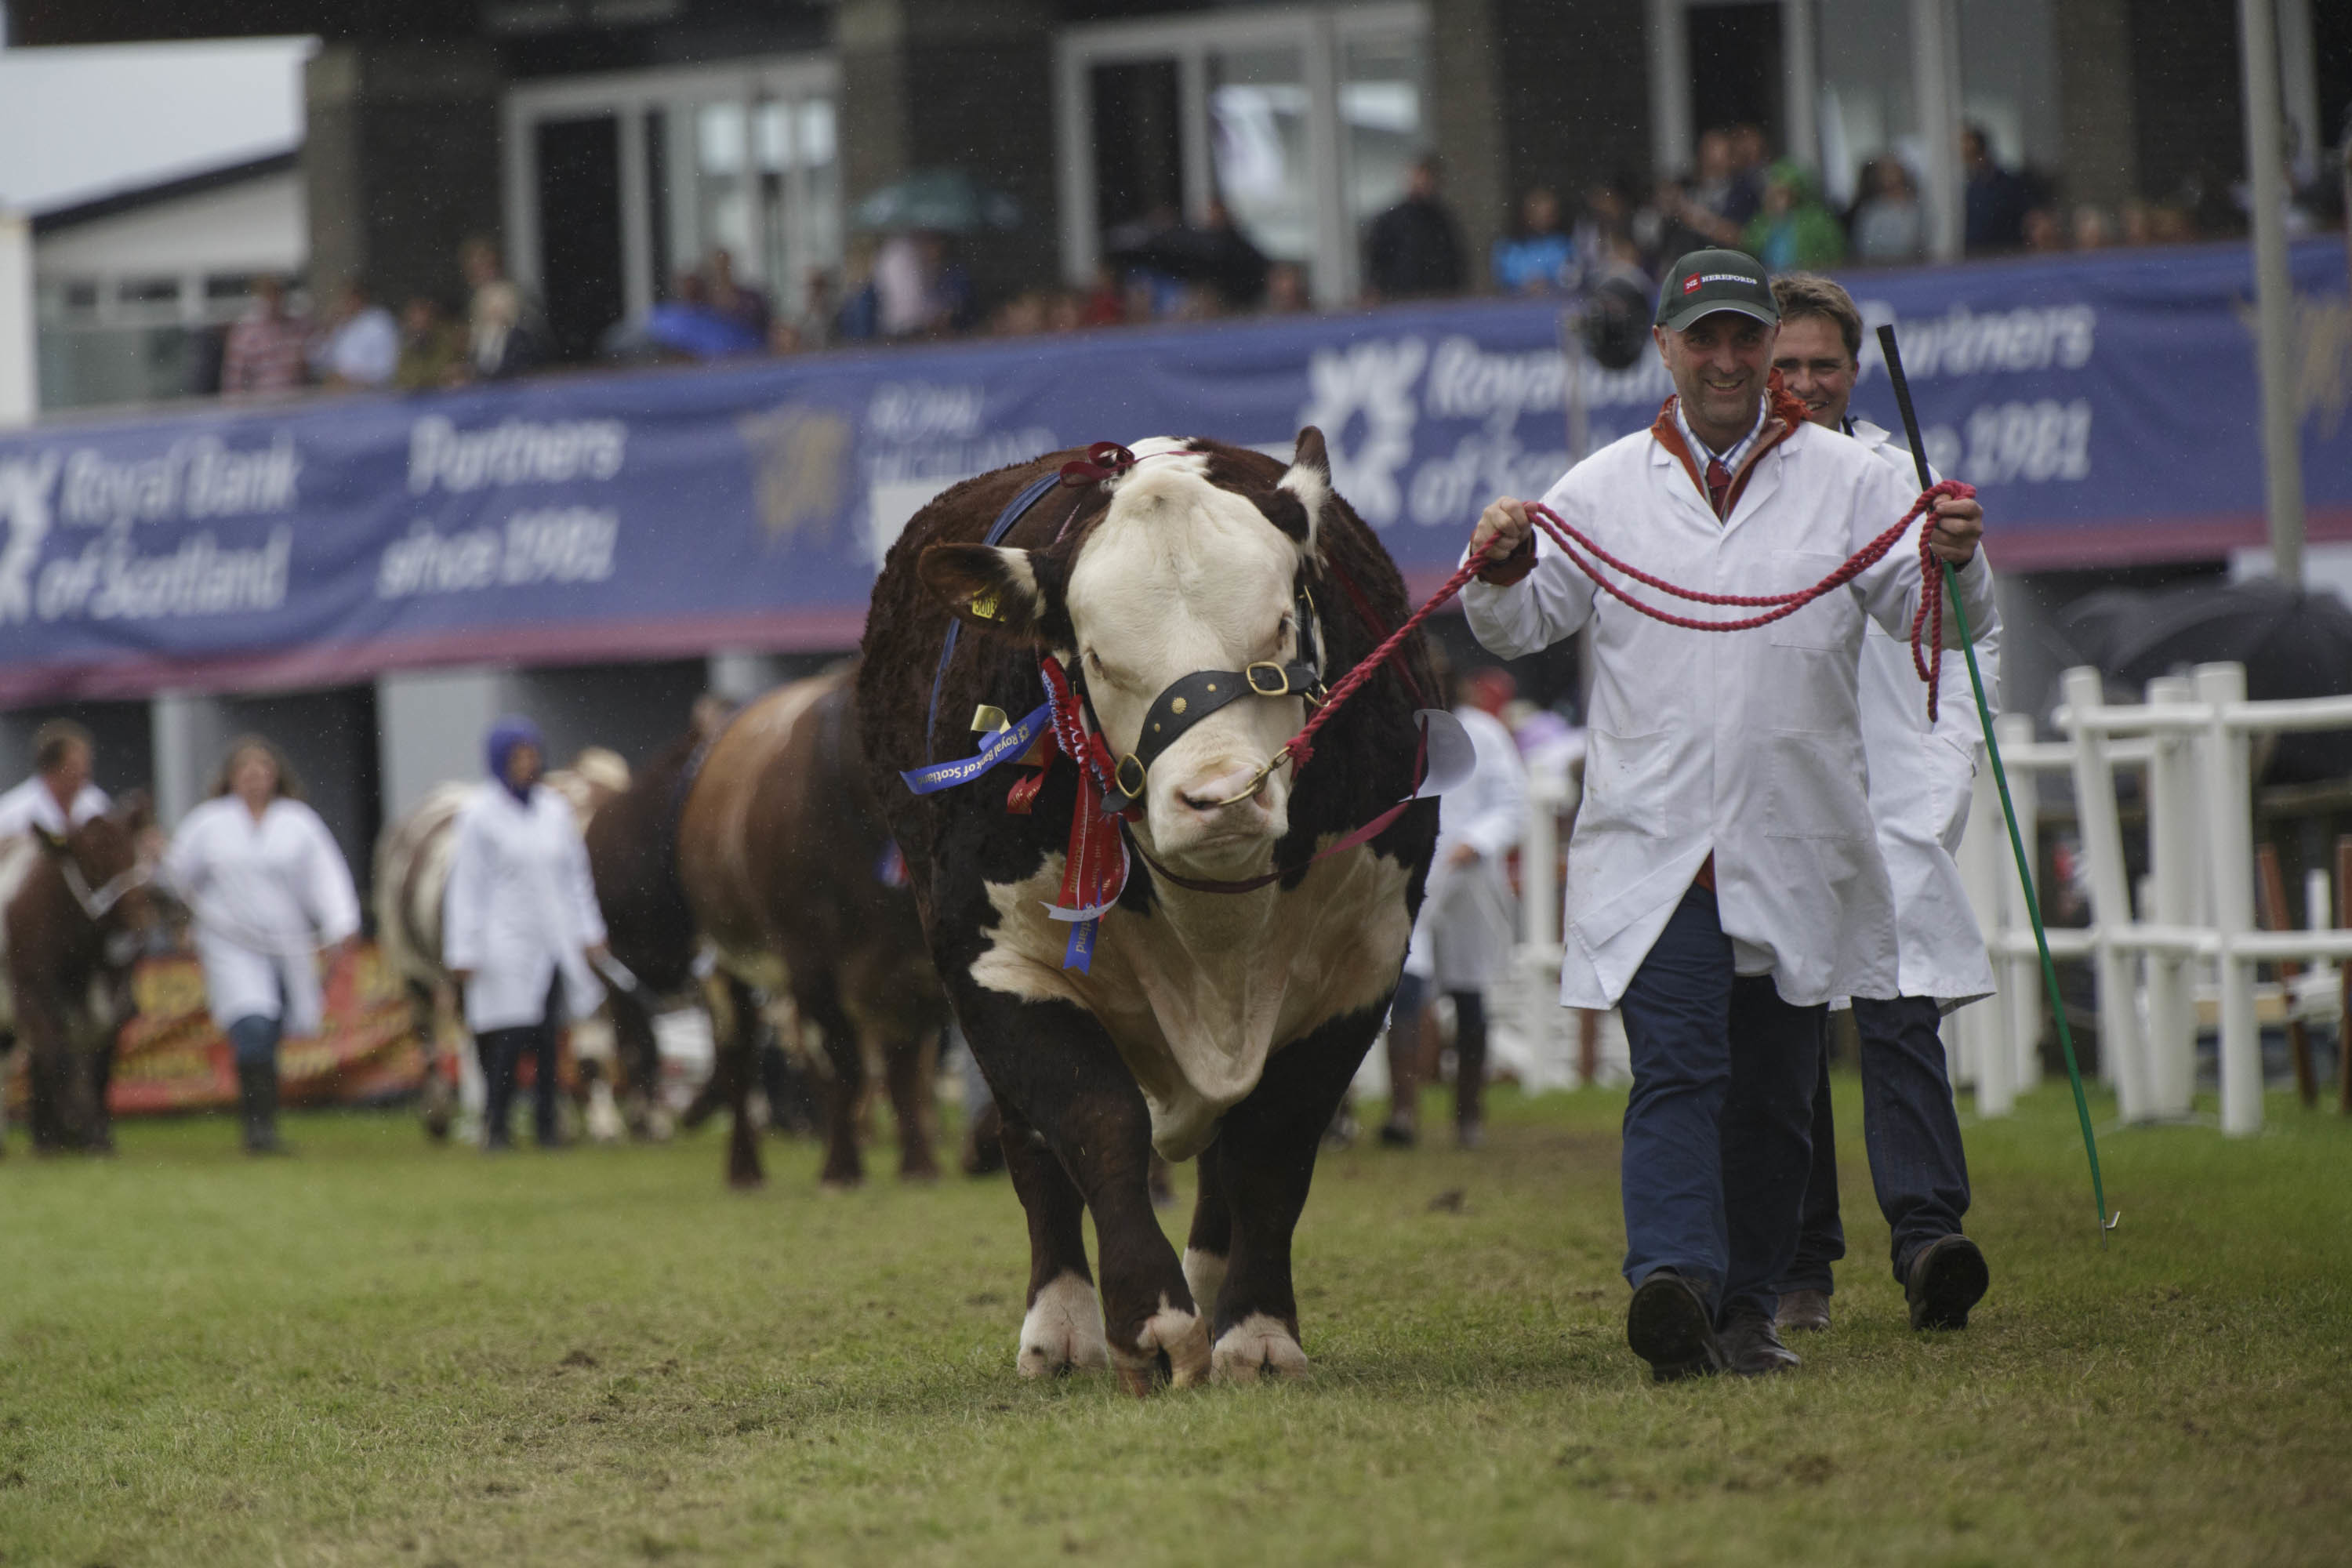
[968,590,1001,622]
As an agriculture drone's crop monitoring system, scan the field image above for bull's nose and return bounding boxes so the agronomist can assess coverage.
[1178,765,1271,815]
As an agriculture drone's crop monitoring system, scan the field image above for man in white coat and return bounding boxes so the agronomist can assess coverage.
[1379,663,1530,1150]
[445,717,608,1151]
[0,720,109,841]
[1461,249,1994,1381]
[1766,274,1996,1334]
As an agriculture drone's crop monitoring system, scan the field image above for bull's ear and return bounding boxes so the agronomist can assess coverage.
[1269,426,1333,553]
[919,543,1048,640]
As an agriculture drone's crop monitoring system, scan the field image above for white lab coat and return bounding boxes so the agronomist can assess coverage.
[1461,414,1999,1011]
[162,796,361,1035]
[0,776,109,839]
[442,781,606,1034]
[1406,705,1530,990]
[1849,417,1998,1007]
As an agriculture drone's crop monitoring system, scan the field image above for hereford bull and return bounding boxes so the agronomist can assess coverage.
[374,751,642,1140]
[586,665,943,1190]
[0,799,161,1152]
[858,430,1437,1391]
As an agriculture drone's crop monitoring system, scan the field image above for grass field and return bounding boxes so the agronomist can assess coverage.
[4,1080,2348,1567]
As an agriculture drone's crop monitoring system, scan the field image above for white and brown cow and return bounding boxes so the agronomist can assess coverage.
[858,430,1437,1391]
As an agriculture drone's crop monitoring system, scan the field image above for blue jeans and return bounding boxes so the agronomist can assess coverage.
[1617,883,1824,1325]
[1780,994,1973,1291]
[226,1014,282,1067]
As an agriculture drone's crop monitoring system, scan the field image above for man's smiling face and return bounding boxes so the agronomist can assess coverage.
[1772,314,1858,429]
[1655,310,1777,447]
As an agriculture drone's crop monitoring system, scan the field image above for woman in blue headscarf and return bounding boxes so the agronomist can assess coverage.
[443,717,608,1150]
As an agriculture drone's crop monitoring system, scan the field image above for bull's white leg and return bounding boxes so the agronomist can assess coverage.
[1211,1313,1310,1384]
[1181,1247,1227,1316]
[1017,1270,1109,1377]
[584,1078,624,1143]
[1109,1292,1212,1396]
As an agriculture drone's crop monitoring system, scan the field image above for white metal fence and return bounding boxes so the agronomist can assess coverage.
[1487,659,2352,1134]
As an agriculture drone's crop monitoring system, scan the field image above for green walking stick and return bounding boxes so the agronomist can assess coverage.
[1875,324,2118,1246]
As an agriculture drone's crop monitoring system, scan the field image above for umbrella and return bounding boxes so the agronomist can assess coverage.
[2060,578,2352,782]
[853,169,1021,234]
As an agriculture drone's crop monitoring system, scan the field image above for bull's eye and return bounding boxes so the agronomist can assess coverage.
[1084,649,1103,673]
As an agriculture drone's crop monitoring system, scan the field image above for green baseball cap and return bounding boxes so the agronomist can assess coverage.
[1654,249,1780,332]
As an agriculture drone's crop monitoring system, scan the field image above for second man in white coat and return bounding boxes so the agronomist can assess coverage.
[445,717,609,1152]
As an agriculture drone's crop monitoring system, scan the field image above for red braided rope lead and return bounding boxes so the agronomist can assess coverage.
[1279,477,1976,769]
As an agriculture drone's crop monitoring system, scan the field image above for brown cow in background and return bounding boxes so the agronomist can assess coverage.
[586,664,943,1189]
[0,799,162,1152]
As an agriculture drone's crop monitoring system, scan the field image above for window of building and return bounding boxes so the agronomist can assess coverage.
[1056,3,1429,307]
[505,55,840,362]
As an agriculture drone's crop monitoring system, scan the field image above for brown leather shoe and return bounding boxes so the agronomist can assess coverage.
[1718,1312,1802,1377]
[1905,1235,1989,1330]
[1774,1288,1831,1334]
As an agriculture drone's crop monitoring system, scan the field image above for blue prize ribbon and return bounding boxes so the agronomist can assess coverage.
[1062,916,1098,973]
[898,701,1052,796]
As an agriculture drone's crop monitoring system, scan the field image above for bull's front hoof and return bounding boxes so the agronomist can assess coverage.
[1211,1314,1309,1385]
[897,1152,942,1183]
[1017,1272,1109,1379]
[1109,1295,1210,1396]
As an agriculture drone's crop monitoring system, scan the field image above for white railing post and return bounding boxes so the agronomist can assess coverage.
[2194,661,2263,1135]
[2063,666,2153,1121]
[1993,710,2044,1090]
[1956,754,2012,1113]
[2143,675,2199,1116]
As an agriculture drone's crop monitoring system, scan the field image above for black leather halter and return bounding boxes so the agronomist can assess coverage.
[1089,583,1327,814]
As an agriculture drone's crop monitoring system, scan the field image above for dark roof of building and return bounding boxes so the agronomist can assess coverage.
[33,149,301,235]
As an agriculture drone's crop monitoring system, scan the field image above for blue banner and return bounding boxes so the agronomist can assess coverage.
[0,238,2344,703]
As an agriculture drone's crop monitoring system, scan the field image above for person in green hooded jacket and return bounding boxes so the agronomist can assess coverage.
[1743,161,1846,272]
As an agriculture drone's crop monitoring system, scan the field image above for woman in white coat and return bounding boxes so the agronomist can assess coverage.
[444,717,607,1151]
[162,736,361,1154]
[1380,665,1529,1151]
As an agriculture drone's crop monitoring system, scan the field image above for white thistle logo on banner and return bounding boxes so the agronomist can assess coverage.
[0,452,60,625]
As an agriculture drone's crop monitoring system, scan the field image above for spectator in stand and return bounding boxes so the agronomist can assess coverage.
[310,278,398,391]
[1079,263,1126,327]
[1574,177,1638,278]
[2071,205,2118,250]
[1363,155,1466,300]
[1681,128,1760,247]
[1961,124,2033,254]
[1849,157,1925,264]
[461,238,539,379]
[1491,187,1577,296]
[1729,123,1770,216]
[2022,205,2066,252]
[1262,261,1311,314]
[1633,174,1715,278]
[795,267,837,352]
[875,231,943,337]
[1743,162,1845,270]
[220,274,308,398]
[395,296,467,390]
[834,241,881,343]
[928,233,977,332]
[1046,291,1086,332]
[706,249,772,342]
[992,292,1049,336]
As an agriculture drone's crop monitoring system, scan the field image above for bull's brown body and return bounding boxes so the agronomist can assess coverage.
[589,666,942,1188]
[858,434,1436,1391]
[0,802,157,1152]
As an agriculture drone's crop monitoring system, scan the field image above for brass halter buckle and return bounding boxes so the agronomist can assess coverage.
[1113,753,1149,800]
[1245,661,1292,696]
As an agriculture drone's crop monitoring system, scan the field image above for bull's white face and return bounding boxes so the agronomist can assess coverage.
[919,432,1337,878]
[1065,456,1308,870]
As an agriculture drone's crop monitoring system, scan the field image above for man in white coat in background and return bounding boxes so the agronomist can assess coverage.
[1461,249,1995,1381]
[445,717,609,1152]
[0,720,110,840]
[1766,273,1996,1334]
[1379,662,1530,1151]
